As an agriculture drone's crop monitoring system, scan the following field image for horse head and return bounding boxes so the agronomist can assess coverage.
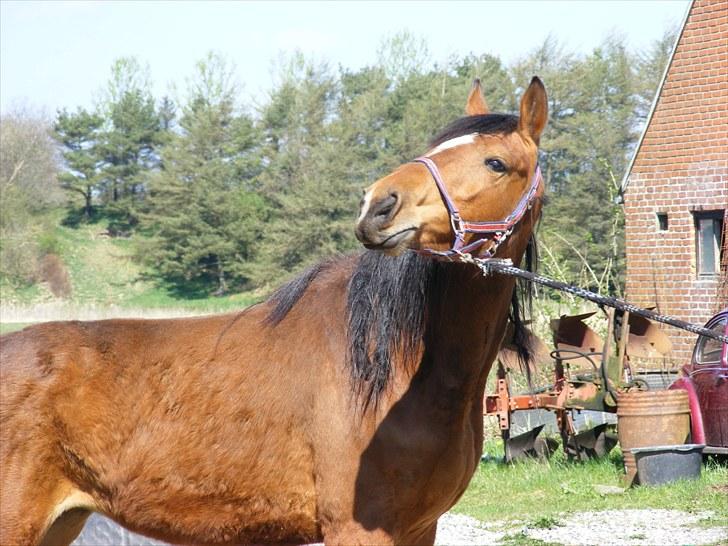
[355,77,548,261]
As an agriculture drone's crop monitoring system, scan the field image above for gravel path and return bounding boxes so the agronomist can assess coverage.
[435,509,727,545]
[75,509,727,545]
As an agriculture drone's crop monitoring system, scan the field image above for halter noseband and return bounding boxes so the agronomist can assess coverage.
[412,156,542,259]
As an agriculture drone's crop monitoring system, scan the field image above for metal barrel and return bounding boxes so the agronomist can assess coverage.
[616,390,691,485]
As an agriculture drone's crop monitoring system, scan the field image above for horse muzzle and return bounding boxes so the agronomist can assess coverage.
[355,191,416,253]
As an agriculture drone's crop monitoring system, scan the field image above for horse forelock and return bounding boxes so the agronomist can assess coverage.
[429,113,519,149]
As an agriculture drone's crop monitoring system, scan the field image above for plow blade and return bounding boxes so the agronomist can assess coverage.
[564,423,618,461]
[503,424,559,463]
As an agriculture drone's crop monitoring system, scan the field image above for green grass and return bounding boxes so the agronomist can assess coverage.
[0,323,31,335]
[453,439,728,525]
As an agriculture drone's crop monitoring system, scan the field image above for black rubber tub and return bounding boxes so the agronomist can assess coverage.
[630,444,705,486]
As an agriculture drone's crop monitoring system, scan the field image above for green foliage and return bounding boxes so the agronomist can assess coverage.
[250,54,349,284]
[99,87,162,233]
[53,57,170,233]
[5,31,678,301]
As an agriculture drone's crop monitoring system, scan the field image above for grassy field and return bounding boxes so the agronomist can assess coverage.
[454,439,728,530]
[0,220,262,319]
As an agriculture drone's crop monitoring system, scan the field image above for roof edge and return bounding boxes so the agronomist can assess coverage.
[620,0,694,195]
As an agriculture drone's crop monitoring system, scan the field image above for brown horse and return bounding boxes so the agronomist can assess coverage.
[0,77,547,546]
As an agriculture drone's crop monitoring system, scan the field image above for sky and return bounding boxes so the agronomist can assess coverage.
[1,0,690,116]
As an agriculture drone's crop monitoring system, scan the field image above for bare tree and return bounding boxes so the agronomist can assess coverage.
[0,107,62,284]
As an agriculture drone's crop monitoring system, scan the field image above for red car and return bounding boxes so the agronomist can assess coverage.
[670,309,728,455]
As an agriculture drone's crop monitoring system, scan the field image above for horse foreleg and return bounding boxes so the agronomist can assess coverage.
[322,521,395,546]
[400,521,438,546]
[38,508,91,546]
[0,461,94,546]
[322,520,436,546]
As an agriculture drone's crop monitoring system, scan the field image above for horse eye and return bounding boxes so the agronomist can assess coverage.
[485,158,507,173]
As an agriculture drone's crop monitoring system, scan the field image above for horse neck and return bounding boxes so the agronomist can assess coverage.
[419,262,517,397]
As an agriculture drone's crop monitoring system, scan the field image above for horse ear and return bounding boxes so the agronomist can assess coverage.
[518,76,548,144]
[465,78,489,116]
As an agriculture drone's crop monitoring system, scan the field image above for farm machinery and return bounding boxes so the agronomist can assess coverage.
[484,308,672,462]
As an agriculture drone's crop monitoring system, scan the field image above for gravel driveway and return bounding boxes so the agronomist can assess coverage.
[435,510,727,545]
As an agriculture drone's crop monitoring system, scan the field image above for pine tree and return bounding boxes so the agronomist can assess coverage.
[97,57,164,234]
[140,52,264,295]
[249,53,341,284]
[54,108,104,218]
[512,36,640,293]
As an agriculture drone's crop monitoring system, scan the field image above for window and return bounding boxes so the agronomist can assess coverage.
[694,210,725,276]
[692,315,726,366]
[656,212,668,231]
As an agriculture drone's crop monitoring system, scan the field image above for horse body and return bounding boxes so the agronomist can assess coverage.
[1,260,513,545]
[0,78,547,545]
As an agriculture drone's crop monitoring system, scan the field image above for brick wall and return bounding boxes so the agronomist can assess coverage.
[623,0,728,364]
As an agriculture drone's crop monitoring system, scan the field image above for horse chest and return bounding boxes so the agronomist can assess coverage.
[371,408,482,513]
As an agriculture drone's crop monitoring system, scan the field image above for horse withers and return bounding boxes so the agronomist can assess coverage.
[0,77,547,546]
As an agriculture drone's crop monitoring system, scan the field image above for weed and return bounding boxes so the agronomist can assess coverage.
[501,531,561,546]
[530,516,561,529]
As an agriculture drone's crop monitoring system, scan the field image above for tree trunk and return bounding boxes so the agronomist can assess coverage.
[84,186,93,218]
[213,264,228,296]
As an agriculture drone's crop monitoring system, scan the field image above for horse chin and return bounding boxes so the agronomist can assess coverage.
[361,227,416,255]
[381,241,409,257]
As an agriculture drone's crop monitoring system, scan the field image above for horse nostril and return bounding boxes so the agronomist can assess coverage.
[374,192,400,219]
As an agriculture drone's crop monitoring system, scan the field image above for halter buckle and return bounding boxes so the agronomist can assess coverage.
[450,212,465,239]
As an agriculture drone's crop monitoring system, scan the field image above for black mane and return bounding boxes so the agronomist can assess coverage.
[345,251,441,405]
[265,259,337,325]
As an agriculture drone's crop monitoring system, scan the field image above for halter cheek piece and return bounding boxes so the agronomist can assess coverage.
[412,156,542,259]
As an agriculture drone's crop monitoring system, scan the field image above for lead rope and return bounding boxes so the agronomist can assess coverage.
[458,254,728,344]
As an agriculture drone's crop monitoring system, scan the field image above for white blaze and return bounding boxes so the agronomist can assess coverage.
[424,133,477,157]
[357,189,374,222]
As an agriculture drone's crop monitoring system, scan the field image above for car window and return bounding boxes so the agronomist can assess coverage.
[694,320,726,365]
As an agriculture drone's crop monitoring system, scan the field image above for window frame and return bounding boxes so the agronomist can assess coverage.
[693,210,725,278]
[656,212,668,232]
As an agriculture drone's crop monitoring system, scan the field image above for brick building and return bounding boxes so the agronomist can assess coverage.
[621,0,727,364]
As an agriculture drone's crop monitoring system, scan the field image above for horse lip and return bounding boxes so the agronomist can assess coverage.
[362,227,416,250]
